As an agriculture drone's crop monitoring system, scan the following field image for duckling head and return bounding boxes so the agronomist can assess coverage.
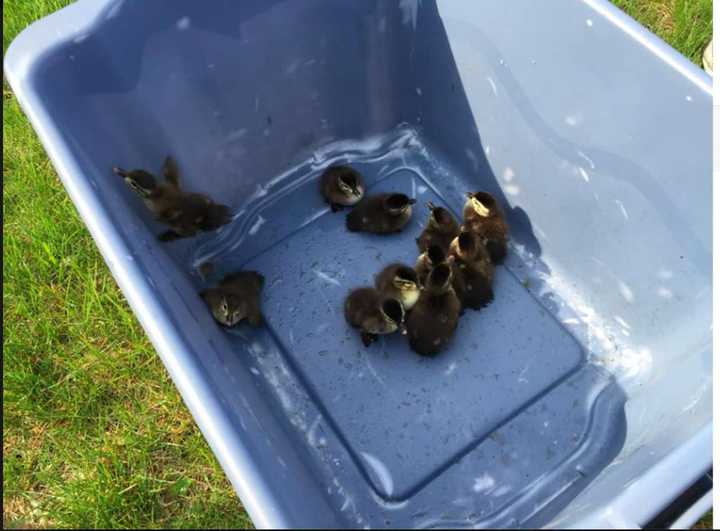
[427,244,447,265]
[427,202,454,229]
[385,193,416,215]
[426,263,453,295]
[381,297,406,335]
[392,266,420,309]
[456,229,481,261]
[465,191,493,218]
[114,167,158,198]
[337,170,364,203]
[211,294,246,327]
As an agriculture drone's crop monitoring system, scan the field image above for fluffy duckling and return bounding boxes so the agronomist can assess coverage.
[344,288,405,347]
[375,263,420,311]
[415,243,448,286]
[406,263,462,356]
[449,229,495,309]
[320,165,365,212]
[416,201,460,253]
[113,156,231,241]
[462,191,509,263]
[346,193,416,234]
[200,271,265,328]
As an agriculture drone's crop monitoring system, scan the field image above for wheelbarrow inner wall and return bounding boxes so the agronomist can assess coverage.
[21,0,711,527]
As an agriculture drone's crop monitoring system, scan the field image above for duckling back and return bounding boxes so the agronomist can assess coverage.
[463,192,509,264]
[346,193,414,234]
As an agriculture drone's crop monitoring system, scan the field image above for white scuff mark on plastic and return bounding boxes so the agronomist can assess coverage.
[248,215,266,235]
[505,184,520,196]
[249,367,260,376]
[417,184,428,195]
[613,316,631,329]
[486,76,498,96]
[614,199,629,220]
[254,96,260,112]
[176,16,191,30]
[565,114,580,126]
[618,280,634,302]
[304,59,317,67]
[586,19,594,27]
[307,415,325,447]
[502,167,515,182]
[493,485,512,497]
[73,33,89,43]
[686,95,693,102]
[465,148,479,171]
[444,362,458,376]
[105,0,124,19]
[517,364,531,384]
[399,0,421,29]
[658,287,673,299]
[227,128,248,142]
[577,150,596,169]
[416,87,423,96]
[361,452,394,495]
[485,145,491,156]
[473,473,496,493]
[578,167,590,182]
[314,270,341,286]
[563,318,580,325]
[411,177,417,198]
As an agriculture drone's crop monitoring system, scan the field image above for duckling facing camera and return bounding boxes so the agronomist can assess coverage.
[416,201,460,253]
[449,229,495,310]
[406,263,462,356]
[463,191,509,264]
[346,193,416,234]
[375,263,420,311]
[200,271,265,328]
[320,165,365,212]
[344,288,405,347]
[113,156,231,241]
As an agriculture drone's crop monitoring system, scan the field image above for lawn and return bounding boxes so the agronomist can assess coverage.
[3,0,712,528]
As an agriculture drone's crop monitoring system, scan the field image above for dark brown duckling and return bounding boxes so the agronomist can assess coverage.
[416,201,460,253]
[375,263,420,311]
[449,229,495,310]
[344,288,405,347]
[406,263,462,356]
[200,271,265,328]
[415,243,448,286]
[346,193,416,234]
[462,191,509,263]
[113,156,231,242]
[320,165,365,212]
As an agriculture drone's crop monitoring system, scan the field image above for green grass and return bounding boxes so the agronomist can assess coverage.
[3,0,712,528]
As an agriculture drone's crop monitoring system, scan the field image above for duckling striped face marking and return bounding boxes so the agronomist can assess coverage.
[338,173,363,202]
[118,169,157,198]
[470,196,490,217]
[392,269,420,309]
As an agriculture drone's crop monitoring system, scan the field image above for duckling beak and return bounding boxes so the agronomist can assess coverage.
[465,191,474,199]
[408,198,417,205]
[426,201,435,210]
[113,166,128,177]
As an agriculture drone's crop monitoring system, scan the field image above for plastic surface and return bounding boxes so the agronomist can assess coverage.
[5,0,711,528]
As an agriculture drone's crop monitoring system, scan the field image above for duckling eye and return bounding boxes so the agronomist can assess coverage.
[220,301,228,314]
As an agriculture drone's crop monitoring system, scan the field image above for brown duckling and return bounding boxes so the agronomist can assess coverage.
[449,229,495,309]
[375,263,420,311]
[113,156,231,241]
[462,191,509,263]
[416,201,460,253]
[406,263,462,356]
[346,193,416,234]
[415,243,448,286]
[200,271,265,328]
[344,288,405,347]
[320,165,365,212]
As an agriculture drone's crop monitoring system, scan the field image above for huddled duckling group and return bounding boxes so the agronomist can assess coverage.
[114,157,508,356]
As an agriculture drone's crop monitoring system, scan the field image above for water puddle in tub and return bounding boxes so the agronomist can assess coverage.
[186,124,626,526]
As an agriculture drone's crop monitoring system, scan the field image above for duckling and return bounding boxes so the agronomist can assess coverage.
[344,288,405,346]
[375,263,420,311]
[449,229,495,309]
[406,263,462,356]
[346,193,416,234]
[200,271,265,328]
[320,165,365,212]
[463,191,509,263]
[113,156,231,241]
[416,201,460,253]
[415,243,449,286]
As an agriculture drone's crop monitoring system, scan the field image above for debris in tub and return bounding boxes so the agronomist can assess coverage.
[406,263,462,356]
[200,271,265,328]
[448,229,495,310]
[345,193,416,234]
[113,156,231,241]
[462,190,509,264]
[416,200,460,254]
[374,263,420,311]
[344,287,406,347]
[319,165,365,212]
